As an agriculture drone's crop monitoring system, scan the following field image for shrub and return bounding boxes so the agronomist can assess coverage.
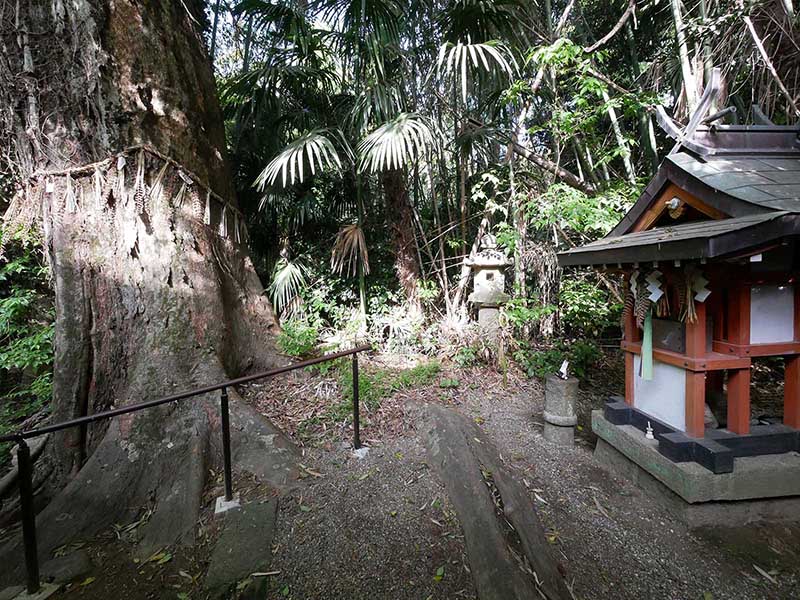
[453,346,478,368]
[513,339,601,380]
[559,277,621,337]
[277,317,320,357]
[0,229,54,467]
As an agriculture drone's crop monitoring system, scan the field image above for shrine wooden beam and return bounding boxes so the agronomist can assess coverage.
[685,301,707,438]
[631,182,728,233]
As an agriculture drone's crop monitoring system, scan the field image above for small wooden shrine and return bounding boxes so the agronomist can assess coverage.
[559,120,800,478]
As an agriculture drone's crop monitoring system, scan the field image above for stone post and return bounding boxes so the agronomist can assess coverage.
[543,375,578,445]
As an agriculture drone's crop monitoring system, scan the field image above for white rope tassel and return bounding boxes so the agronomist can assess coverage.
[234,213,240,243]
[134,150,146,214]
[149,161,169,212]
[64,174,77,213]
[116,155,127,204]
[191,184,203,218]
[49,176,63,225]
[174,169,193,207]
[174,181,187,207]
[93,167,105,211]
[203,190,211,225]
[220,206,227,238]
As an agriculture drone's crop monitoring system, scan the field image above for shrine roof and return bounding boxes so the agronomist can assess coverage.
[608,126,800,238]
[558,211,797,266]
[668,152,800,212]
[559,125,800,267]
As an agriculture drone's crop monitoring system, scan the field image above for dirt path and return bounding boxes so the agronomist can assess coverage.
[249,361,800,600]
[11,358,799,599]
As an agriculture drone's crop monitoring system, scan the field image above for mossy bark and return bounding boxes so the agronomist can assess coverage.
[0,0,292,576]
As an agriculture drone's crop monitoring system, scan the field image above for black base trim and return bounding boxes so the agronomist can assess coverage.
[602,401,799,474]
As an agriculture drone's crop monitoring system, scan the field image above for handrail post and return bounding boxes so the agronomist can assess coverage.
[17,437,40,594]
[220,387,234,502]
[352,353,361,449]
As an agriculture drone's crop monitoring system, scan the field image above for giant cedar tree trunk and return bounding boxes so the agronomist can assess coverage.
[0,0,295,572]
[381,169,421,313]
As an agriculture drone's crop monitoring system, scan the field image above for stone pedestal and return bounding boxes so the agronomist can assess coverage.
[592,410,800,526]
[477,306,501,337]
[543,375,578,445]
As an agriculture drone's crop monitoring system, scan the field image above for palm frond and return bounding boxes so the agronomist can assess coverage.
[436,40,517,103]
[234,0,310,40]
[345,82,404,136]
[357,113,434,173]
[255,129,347,189]
[269,256,308,317]
[441,0,531,45]
[331,224,370,277]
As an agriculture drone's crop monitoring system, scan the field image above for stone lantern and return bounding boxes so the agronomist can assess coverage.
[466,234,512,335]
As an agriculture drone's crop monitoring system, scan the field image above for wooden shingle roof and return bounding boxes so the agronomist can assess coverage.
[557,125,800,267]
[669,153,800,211]
[558,212,795,266]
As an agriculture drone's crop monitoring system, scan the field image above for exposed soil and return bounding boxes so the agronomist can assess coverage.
[3,352,799,599]
[242,354,800,600]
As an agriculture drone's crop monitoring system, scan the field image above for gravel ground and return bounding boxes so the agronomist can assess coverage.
[25,356,798,599]
[460,372,800,600]
[250,359,800,600]
[262,431,476,600]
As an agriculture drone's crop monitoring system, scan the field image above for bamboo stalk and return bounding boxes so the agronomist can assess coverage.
[744,16,800,117]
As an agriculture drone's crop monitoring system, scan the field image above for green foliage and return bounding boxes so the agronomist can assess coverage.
[0,230,54,467]
[358,113,435,173]
[417,279,439,305]
[493,221,518,255]
[277,317,320,357]
[335,360,441,419]
[438,377,459,388]
[255,129,345,189]
[396,361,441,388]
[453,346,477,368]
[501,298,557,330]
[525,183,636,238]
[269,256,308,317]
[559,277,621,337]
[513,340,601,380]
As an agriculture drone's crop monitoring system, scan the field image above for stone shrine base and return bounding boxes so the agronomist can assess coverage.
[592,410,800,527]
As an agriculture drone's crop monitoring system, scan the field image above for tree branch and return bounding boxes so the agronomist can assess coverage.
[506,138,597,196]
[744,15,800,116]
[584,0,636,53]
[530,0,576,95]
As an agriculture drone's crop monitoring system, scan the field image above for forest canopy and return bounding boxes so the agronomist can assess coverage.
[0,0,798,462]
[208,0,798,358]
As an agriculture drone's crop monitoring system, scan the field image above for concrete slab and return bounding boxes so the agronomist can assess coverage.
[7,583,60,600]
[592,410,800,503]
[0,586,23,600]
[204,499,278,599]
[595,437,800,528]
[214,494,241,516]
[40,550,92,585]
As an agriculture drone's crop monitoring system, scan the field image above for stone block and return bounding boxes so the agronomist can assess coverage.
[544,422,574,446]
[592,410,800,503]
[477,307,501,337]
[595,437,800,528]
[544,376,578,423]
[205,499,278,598]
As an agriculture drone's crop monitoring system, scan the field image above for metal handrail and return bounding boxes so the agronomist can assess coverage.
[4,343,371,594]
